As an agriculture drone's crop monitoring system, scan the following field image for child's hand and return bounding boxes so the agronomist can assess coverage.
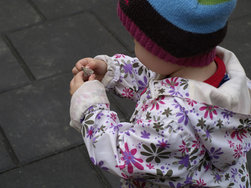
[72,58,107,81]
[70,71,96,95]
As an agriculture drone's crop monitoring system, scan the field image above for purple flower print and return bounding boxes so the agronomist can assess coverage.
[209,147,223,160]
[169,89,183,97]
[221,109,234,120]
[157,139,170,149]
[184,176,193,184]
[118,142,144,174]
[176,107,189,125]
[87,126,95,139]
[179,155,190,168]
[231,168,238,180]
[214,173,222,183]
[110,123,123,132]
[141,130,150,139]
[123,63,133,74]
[96,112,104,119]
[90,158,108,171]
[138,76,148,91]
[97,160,109,171]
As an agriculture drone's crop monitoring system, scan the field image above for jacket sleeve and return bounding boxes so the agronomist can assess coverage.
[70,83,200,183]
[95,54,157,102]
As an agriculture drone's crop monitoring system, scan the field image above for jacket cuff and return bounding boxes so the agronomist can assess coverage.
[94,55,120,89]
[70,80,109,132]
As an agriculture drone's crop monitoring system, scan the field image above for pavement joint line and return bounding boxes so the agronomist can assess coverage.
[27,0,47,21]
[0,143,84,175]
[0,125,20,166]
[79,145,112,188]
[89,10,134,55]
[2,34,37,82]
[0,71,71,95]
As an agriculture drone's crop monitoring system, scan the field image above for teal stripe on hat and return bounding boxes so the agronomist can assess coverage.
[198,0,231,5]
[147,0,236,33]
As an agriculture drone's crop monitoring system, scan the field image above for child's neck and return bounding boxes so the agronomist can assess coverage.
[166,61,217,82]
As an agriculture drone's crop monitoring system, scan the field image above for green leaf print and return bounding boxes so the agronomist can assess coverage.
[141,143,171,163]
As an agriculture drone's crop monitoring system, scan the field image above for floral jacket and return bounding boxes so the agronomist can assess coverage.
[70,47,251,188]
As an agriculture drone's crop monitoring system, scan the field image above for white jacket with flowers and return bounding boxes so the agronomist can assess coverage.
[70,47,251,188]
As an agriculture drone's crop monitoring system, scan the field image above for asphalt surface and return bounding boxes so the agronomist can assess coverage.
[0,0,251,187]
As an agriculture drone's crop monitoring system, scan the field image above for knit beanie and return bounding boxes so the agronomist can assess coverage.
[118,0,237,67]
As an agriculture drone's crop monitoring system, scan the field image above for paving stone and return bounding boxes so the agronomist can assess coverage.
[102,170,120,188]
[31,0,134,53]
[0,0,41,33]
[0,131,16,173]
[0,39,30,93]
[221,15,251,78]
[0,146,105,188]
[8,12,129,80]
[31,0,93,18]
[91,0,134,53]
[107,92,136,121]
[0,73,83,163]
[231,0,251,19]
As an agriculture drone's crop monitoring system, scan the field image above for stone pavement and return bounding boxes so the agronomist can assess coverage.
[0,0,250,187]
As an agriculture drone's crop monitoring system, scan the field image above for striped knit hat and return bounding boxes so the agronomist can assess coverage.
[118,0,237,67]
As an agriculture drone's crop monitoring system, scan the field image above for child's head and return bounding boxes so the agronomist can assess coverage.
[118,0,237,68]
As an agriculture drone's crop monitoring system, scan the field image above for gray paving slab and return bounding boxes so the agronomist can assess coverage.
[0,131,16,173]
[8,12,129,80]
[0,73,83,163]
[0,146,106,188]
[32,0,134,54]
[0,39,30,93]
[231,0,251,19]
[0,0,41,33]
[222,15,251,78]
[31,0,93,19]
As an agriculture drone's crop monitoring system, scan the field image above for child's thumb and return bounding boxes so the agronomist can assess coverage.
[88,74,96,81]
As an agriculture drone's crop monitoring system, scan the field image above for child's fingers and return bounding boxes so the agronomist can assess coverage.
[76,58,93,69]
[88,74,96,81]
[74,71,84,83]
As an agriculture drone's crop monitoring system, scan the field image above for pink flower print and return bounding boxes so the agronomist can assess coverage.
[230,129,247,142]
[110,113,117,122]
[119,143,144,174]
[228,140,235,148]
[192,139,200,149]
[122,88,134,98]
[233,144,243,158]
[150,96,165,111]
[179,140,189,154]
[195,178,207,186]
[199,104,218,120]
[186,98,197,107]
[141,103,148,111]
[137,119,143,125]
[114,54,125,58]
[165,77,179,89]
[146,163,154,169]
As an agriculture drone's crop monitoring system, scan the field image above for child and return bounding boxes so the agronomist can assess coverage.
[70,0,251,187]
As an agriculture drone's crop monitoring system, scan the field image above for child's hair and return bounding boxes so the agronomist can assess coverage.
[118,0,237,66]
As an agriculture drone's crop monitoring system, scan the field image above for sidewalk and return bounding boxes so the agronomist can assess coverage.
[0,0,250,187]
